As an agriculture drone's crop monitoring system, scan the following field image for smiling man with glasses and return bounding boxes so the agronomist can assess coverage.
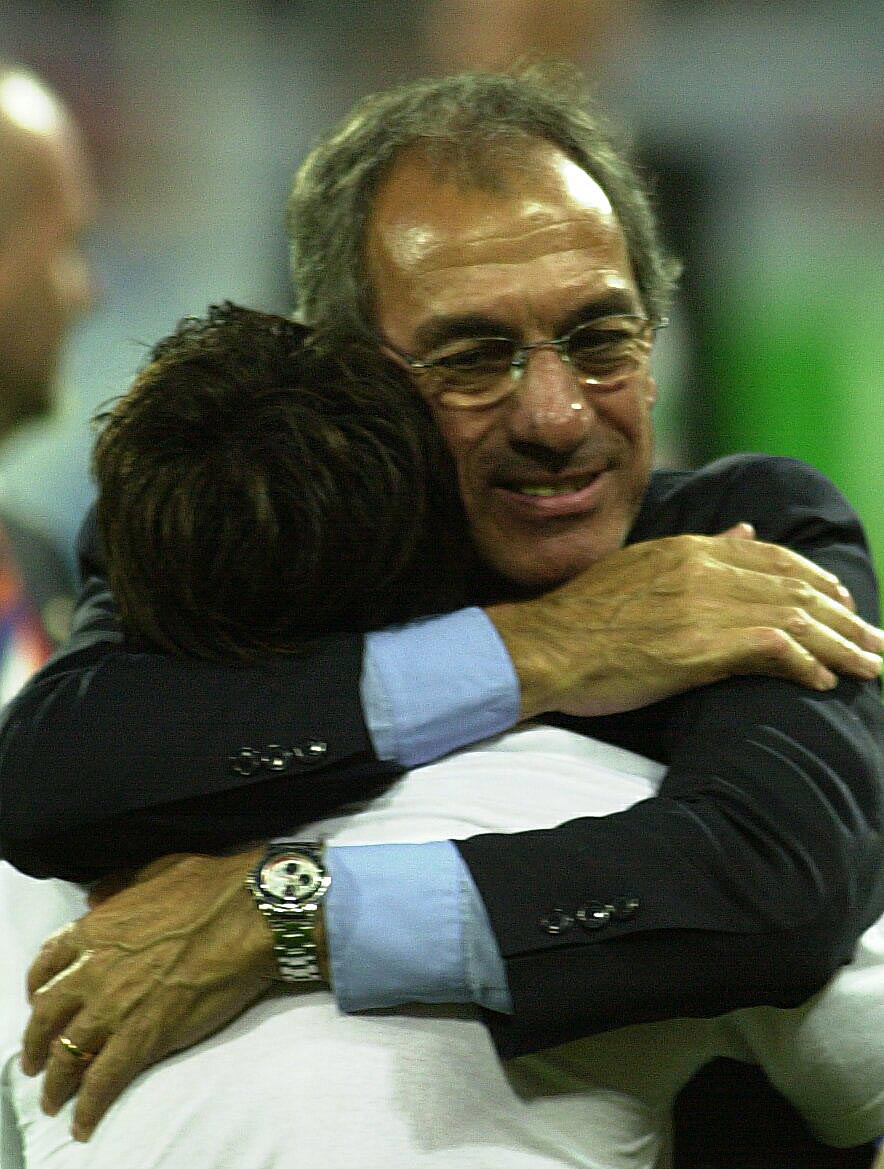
[363,142,671,592]
[4,66,882,1166]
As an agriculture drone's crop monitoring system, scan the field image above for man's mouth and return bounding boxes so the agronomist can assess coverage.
[493,469,610,517]
[501,468,604,496]
[515,480,595,497]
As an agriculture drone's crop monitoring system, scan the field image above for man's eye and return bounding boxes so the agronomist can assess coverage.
[570,329,631,353]
[434,342,513,372]
[569,332,635,367]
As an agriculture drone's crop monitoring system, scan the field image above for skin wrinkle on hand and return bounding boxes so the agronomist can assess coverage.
[79,880,253,951]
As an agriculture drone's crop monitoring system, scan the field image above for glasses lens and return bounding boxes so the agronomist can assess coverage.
[566,319,645,381]
[421,339,517,407]
[430,339,516,385]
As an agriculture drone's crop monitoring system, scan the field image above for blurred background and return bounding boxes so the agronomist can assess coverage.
[1,0,881,578]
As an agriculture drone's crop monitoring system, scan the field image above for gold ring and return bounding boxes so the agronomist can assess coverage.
[58,1035,95,1064]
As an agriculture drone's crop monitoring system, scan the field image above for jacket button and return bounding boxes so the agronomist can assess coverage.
[611,897,640,921]
[540,908,574,935]
[261,745,294,772]
[293,739,328,764]
[576,902,612,931]
[230,747,261,776]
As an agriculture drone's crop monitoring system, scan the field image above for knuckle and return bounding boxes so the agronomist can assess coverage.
[669,535,700,566]
[788,580,816,605]
[771,546,798,572]
[753,626,794,659]
[674,557,709,593]
[785,606,811,635]
[45,922,77,946]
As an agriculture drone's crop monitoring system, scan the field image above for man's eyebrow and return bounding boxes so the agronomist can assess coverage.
[413,293,644,352]
[557,293,644,335]
[413,315,519,352]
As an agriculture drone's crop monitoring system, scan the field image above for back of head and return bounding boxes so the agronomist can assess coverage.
[93,304,472,661]
[288,64,679,340]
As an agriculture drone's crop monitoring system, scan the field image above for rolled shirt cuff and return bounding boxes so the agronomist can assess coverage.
[362,608,519,767]
[325,840,512,1015]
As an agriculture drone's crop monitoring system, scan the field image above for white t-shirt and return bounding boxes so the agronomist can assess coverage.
[3,725,882,1168]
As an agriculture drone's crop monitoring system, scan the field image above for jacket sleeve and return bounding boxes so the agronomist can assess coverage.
[457,457,884,1057]
[0,509,398,881]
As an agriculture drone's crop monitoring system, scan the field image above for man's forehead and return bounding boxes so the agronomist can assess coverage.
[365,141,639,342]
[369,143,620,274]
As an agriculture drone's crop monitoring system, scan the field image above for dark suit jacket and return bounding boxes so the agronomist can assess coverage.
[1,454,881,1061]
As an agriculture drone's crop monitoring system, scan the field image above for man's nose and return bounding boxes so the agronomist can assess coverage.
[505,347,592,452]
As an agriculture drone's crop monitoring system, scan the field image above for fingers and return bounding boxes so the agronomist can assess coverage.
[708,626,835,692]
[70,1032,150,1141]
[32,1021,137,1143]
[27,924,80,1000]
[742,627,839,691]
[715,538,860,614]
[766,606,882,684]
[786,587,883,664]
[39,1022,107,1122]
[707,549,883,663]
[709,579,882,688]
[721,617,879,693]
[21,968,84,1075]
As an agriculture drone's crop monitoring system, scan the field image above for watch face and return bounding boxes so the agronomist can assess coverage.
[260,852,325,903]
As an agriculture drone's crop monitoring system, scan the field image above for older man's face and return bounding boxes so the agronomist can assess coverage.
[366,142,657,589]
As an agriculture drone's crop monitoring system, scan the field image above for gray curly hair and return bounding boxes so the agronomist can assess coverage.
[286,64,680,341]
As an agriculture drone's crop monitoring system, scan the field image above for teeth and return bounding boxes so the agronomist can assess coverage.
[517,482,590,497]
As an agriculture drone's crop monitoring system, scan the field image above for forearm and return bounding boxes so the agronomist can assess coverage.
[459,671,883,1056]
[0,625,384,879]
[1,568,518,880]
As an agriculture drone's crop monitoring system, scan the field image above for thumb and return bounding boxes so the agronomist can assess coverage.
[719,522,756,540]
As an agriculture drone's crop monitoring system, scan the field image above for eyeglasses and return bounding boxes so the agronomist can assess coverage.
[385,314,667,409]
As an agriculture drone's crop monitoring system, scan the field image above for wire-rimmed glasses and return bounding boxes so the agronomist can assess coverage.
[385,314,667,409]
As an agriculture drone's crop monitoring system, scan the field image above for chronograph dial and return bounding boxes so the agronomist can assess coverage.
[246,841,330,983]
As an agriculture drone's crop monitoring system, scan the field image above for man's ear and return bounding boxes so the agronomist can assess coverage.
[644,375,658,408]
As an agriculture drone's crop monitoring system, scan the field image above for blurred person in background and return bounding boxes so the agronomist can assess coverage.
[3,66,883,1169]
[0,64,97,692]
[0,59,96,1103]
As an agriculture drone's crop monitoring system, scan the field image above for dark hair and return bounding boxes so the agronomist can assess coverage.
[93,303,473,661]
[288,63,680,340]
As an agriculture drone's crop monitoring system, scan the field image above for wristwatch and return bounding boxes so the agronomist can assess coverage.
[246,841,330,984]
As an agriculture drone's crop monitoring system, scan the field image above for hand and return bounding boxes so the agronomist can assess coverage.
[487,526,884,719]
[21,849,282,1141]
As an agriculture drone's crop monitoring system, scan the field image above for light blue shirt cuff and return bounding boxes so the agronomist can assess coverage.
[325,840,513,1015]
[361,608,520,766]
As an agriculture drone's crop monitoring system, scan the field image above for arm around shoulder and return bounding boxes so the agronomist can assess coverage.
[0,514,391,880]
[461,457,884,1056]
